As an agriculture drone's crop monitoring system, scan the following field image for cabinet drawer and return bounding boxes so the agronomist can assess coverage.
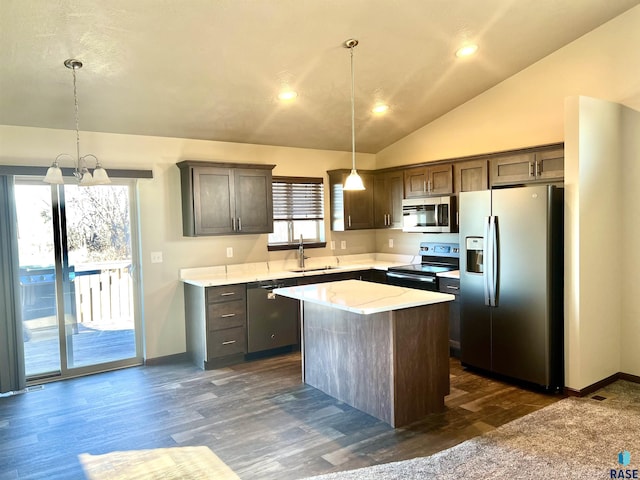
[208,327,246,358]
[438,277,460,295]
[206,284,246,303]
[207,301,246,330]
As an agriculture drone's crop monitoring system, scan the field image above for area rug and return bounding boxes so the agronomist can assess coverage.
[305,380,640,479]
[79,446,240,480]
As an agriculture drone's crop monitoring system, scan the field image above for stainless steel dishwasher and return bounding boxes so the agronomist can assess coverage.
[246,279,299,353]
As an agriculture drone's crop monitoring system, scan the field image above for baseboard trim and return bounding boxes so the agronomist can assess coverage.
[564,371,640,397]
[619,372,640,383]
[145,352,189,366]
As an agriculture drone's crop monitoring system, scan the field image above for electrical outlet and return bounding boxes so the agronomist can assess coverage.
[150,251,163,264]
[226,247,233,258]
[330,240,335,250]
[340,240,347,250]
[389,239,394,248]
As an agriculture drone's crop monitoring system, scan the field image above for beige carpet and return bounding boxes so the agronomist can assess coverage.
[80,446,240,480]
[305,380,640,479]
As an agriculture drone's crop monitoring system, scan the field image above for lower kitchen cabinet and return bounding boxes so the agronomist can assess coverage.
[439,276,460,358]
[185,283,247,369]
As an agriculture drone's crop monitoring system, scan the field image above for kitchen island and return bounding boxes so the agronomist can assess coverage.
[274,279,454,427]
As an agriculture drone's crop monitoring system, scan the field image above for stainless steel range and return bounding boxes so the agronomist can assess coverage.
[386,242,460,291]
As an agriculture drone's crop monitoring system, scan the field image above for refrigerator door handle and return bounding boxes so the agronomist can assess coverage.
[483,216,491,306]
[489,215,499,306]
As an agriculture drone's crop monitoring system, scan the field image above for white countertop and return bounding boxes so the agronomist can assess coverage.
[273,279,454,315]
[179,254,419,287]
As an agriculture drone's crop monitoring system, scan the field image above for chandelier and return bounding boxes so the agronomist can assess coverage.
[342,39,365,191]
[44,59,110,186]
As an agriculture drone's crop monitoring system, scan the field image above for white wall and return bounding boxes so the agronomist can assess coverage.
[621,107,640,376]
[564,96,623,390]
[0,125,376,359]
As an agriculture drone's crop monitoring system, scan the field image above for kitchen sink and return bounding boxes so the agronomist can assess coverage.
[289,266,338,273]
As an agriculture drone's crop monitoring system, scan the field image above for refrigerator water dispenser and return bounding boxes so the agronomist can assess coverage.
[465,237,484,274]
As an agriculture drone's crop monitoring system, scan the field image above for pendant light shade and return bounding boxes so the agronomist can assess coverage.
[342,39,365,191]
[44,59,110,186]
[344,169,365,190]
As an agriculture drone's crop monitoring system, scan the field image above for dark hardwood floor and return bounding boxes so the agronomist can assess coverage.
[0,353,562,480]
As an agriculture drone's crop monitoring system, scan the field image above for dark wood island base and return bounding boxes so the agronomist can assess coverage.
[303,301,450,427]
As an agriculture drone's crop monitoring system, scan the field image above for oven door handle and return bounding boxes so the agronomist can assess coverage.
[386,272,436,284]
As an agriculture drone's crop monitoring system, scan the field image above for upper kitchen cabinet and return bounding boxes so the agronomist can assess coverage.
[373,170,404,229]
[403,164,453,198]
[177,160,275,236]
[454,159,488,193]
[328,169,375,231]
[490,148,564,187]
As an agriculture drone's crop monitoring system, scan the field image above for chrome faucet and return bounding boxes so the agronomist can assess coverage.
[298,234,307,269]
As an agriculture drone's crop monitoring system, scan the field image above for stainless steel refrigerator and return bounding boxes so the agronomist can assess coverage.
[459,185,563,390]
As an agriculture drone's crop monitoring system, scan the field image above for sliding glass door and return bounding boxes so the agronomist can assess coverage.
[15,179,142,381]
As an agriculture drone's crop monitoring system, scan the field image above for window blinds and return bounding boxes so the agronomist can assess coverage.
[272,177,324,221]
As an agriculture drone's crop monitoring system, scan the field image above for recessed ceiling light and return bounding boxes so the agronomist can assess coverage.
[372,104,390,114]
[278,90,298,101]
[455,44,478,58]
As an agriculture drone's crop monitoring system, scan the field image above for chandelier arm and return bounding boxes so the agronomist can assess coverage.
[72,65,82,176]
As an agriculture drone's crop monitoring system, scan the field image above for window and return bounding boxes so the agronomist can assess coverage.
[268,176,325,250]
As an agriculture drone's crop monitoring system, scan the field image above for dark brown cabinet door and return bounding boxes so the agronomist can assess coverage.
[403,166,429,198]
[343,172,375,229]
[403,164,453,198]
[490,153,536,186]
[535,148,564,182]
[454,159,488,193]
[373,171,404,228]
[429,164,454,194]
[328,170,375,230]
[234,168,273,234]
[192,167,235,235]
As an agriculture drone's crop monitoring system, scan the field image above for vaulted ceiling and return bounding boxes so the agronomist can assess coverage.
[1,0,638,153]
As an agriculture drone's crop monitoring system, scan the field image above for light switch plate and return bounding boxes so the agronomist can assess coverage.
[150,251,163,264]
[340,241,347,250]
[226,247,233,258]
[330,241,335,250]
[389,239,394,248]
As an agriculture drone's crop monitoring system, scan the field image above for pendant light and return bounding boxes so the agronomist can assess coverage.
[342,39,365,191]
[44,59,110,186]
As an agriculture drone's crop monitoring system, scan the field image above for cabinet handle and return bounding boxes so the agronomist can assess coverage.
[348,215,352,228]
[423,180,427,192]
[231,217,236,231]
[220,292,236,296]
[270,334,276,339]
[221,313,236,318]
[427,180,432,193]
[237,217,242,231]
[446,285,459,291]
[222,340,237,345]
[386,214,390,226]
[535,160,541,177]
[529,161,535,178]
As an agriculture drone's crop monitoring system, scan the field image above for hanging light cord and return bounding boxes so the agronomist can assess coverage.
[349,44,356,170]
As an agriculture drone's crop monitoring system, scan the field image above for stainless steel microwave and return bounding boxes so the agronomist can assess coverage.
[402,196,457,233]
